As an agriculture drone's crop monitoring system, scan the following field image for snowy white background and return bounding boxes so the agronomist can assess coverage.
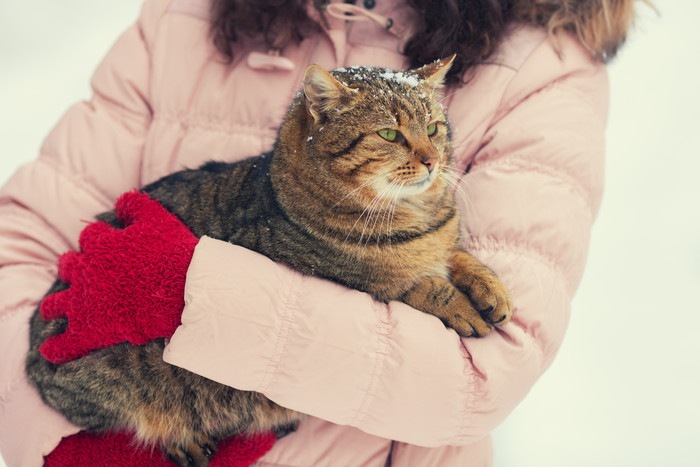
[1,1,698,466]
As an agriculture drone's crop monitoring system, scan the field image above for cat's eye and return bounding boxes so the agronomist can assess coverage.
[427,122,438,137]
[377,129,398,142]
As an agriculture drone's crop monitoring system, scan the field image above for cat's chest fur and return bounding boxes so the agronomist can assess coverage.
[143,153,459,302]
[138,59,466,305]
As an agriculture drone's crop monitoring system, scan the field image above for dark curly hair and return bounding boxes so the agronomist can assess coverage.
[210,0,640,85]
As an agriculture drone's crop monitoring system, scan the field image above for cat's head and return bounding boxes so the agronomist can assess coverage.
[292,56,455,204]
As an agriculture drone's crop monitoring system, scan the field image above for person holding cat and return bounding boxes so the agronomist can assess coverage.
[0,0,641,466]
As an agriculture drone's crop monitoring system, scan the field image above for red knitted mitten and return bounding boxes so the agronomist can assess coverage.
[39,191,278,464]
[39,190,199,364]
[44,430,276,467]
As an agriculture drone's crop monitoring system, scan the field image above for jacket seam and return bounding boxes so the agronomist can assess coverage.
[465,235,574,297]
[455,316,548,444]
[456,332,545,444]
[153,113,280,137]
[468,155,595,218]
[167,0,210,19]
[253,461,300,467]
[550,79,599,113]
[95,0,169,122]
[486,32,602,143]
[453,72,597,170]
[456,340,480,444]
[509,74,599,117]
[91,92,153,126]
[258,272,304,394]
[0,375,24,406]
[0,206,68,263]
[146,0,173,59]
[446,62,512,169]
[350,302,392,427]
[139,0,172,119]
[0,301,31,325]
[37,157,115,211]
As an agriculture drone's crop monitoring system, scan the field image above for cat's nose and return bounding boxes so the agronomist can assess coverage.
[420,155,438,173]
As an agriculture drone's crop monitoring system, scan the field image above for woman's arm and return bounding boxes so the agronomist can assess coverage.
[164,35,609,447]
[0,1,165,464]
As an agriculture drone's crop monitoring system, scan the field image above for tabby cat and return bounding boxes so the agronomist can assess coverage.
[26,56,512,466]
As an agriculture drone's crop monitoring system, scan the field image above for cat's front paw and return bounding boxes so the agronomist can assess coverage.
[449,252,512,327]
[441,296,494,338]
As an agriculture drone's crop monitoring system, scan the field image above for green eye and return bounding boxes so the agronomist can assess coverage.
[427,122,438,137]
[377,129,398,142]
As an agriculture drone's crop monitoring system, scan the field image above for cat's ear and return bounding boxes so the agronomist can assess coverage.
[413,54,456,89]
[303,65,358,122]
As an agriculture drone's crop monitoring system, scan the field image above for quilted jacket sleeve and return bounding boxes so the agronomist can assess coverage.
[0,1,166,465]
[164,37,609,447]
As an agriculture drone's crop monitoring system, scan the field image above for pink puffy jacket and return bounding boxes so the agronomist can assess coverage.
[0,0,608,465]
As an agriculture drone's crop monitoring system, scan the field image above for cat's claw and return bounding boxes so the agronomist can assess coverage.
[165,437,217,467]
[201,441,216,459]
[446,311,492,338]
[473,280,512,327]
[449,253,513,329]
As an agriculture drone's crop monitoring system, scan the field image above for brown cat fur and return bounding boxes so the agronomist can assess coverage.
[26,57,511,466]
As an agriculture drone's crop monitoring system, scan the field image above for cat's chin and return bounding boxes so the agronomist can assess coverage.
[373,175,436,200]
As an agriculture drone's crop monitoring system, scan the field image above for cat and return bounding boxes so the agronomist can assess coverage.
[26,56,512,466]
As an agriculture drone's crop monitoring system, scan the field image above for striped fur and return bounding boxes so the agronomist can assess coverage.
[26,58,511,466]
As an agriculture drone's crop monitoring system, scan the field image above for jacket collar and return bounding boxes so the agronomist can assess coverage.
[248,0,413,71]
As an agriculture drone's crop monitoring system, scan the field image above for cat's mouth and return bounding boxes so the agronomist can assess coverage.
[381,173,436,199]
[406,175,433,189]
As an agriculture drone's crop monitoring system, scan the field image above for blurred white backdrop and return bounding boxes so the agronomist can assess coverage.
[1,1,698,466]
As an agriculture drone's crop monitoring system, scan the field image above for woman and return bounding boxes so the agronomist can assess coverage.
[0,0,639,465]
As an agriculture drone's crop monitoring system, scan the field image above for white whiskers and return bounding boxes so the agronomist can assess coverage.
[439,165,474,215]
[341,175,405,248]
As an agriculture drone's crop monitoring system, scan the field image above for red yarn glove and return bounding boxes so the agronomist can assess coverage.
[39,191,199,364]
[40,191,278,463]
[44,430,276,467]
